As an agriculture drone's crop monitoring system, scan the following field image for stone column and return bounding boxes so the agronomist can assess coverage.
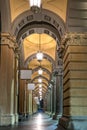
[50,86,53,116]
[53,58,63,119]
[48,89,52,115]
[53,60,63,120]
[32,97,37,113]
[19,80,26,115]
[52,75,58,119]
[57,33,87,130]
[51,82,54,114]
[0,33,17,126]
[14,51,19,123]
[46,89,52,115]
[26,89,29,116]
[29,90,33,115]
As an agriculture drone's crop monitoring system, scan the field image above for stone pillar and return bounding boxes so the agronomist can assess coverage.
[52,57,63,120]
[19,80,26,115]
[52,83,54,114]
[46,90,51,115]
[32,98,37,113]
[57,33,87,130]
[52,75,58,119]
[26,89,29,116]
[53,61,63,120]
[29,90,33,115]
[48,89,51,115]
[0,33,17,126]
[50,86,53,115]
[14,51,19,123]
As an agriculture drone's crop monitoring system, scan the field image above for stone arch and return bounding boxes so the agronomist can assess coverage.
[24,53,55,69]
[34,86,47,92]
[11,9,65,45]
[35,82,48,87]
[32,66,51,75]
[31,75,49,83]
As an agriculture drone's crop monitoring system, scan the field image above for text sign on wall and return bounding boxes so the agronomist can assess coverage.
[27,83,35,90]
[20,69,32,80]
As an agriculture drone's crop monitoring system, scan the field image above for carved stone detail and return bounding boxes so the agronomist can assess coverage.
[61,33,87,47]
[1,33,18,50]
[53,66,63,76]
[57,33,87,58]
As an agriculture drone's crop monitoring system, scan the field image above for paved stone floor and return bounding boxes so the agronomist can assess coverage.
[0,113,58,130]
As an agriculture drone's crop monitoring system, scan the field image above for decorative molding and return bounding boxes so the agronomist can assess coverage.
[17,25,60,46]
[11,9,65,41]
[61,33,87,47]
[1,33,18,50]
[53,66,63,76]
[35,82,48,87]
[32,66,51,75]
[57,33,87,58]
[31,75,49,82]
[24,52,55,69]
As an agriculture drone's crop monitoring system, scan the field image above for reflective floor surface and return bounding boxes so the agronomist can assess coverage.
[0,113,58,130]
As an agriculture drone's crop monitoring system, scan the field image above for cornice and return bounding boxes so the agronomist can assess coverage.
[1,33,18,50]
[61,33,87,46]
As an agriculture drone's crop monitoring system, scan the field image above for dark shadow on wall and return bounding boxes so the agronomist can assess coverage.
[0,12,1,67]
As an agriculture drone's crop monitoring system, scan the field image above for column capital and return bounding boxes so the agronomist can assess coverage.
[53,66,63,76]
[1,33,18,50]
[14,47,21,59]
[61,33,87,46]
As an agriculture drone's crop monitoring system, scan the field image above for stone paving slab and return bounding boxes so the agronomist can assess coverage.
[0,113,58,130]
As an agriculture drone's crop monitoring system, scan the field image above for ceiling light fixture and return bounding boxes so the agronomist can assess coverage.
[38,78,42,83]
[39,88,42,91]
[29,0,41,13]
[39,84,42,88]
[38,68,43,75]
[36,34,43,62]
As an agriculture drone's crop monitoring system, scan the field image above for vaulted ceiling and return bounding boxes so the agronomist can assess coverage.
[10,0,67,22]
[23,33,56,99]
[9,0,67,100]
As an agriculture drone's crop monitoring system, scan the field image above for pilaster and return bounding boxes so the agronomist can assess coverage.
[29,90,33,115]
[0,33,18,126]
[57,33,87,130]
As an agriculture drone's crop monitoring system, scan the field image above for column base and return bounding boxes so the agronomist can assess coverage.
[0,114,15,126]
[57,114,62,120]
[45,111,52,117]
[52,113,58,120]
[56,116,87,130]
[15,113,19,123]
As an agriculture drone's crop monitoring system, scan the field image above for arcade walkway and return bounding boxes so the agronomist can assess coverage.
[0,113,58,130]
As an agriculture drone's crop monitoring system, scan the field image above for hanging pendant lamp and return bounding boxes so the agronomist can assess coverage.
[29,0,41,13]
[36,34,43,62]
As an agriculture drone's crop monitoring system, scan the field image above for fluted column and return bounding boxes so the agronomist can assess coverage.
[57,33,87,130]
[0,33,17,126]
